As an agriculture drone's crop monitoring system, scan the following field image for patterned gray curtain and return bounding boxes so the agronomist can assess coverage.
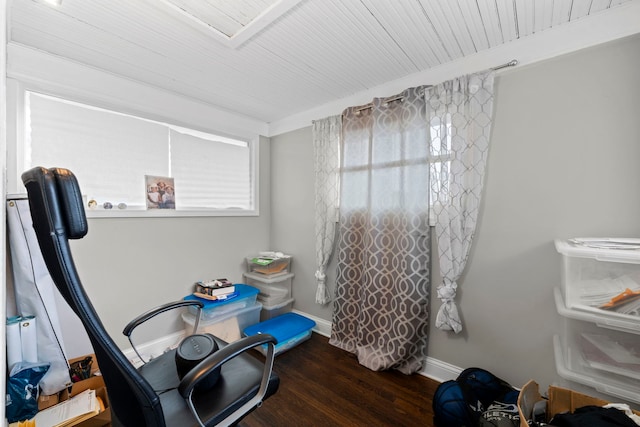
[329,86,430,374]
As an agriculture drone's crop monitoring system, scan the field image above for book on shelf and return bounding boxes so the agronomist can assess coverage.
[193,291,239,302]
[194,279,235,299]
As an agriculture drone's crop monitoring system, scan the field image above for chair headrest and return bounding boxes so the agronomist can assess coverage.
[21,167,88,239]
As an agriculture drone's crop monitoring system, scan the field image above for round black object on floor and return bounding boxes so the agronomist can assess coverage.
[175,333,221,391]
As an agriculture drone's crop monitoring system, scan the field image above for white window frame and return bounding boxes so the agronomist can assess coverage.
[337,115,453,222]
[427,114,453,225]
[6,80,260,218]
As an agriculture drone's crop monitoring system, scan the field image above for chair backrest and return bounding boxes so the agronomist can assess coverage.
[22,167,165,426]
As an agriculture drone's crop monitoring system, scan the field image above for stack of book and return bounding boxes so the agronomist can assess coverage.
[194,279,237,301]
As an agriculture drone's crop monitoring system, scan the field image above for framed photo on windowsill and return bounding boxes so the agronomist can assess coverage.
[145,175,175,210]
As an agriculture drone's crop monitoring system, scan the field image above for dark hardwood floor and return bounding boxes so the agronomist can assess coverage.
[239,333,439,427]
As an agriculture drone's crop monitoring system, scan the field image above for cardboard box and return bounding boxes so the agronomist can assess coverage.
[518,380,640,427]
[39,353,99,410]
[68,354,100,378]
[37,354,111,427]
[37,392,61,411]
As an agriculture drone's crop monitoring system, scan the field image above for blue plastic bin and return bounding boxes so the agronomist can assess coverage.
[243,312,316,356]
[183,284,259,319]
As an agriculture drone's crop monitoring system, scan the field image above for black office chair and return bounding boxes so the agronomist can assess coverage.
[21,166,279,427]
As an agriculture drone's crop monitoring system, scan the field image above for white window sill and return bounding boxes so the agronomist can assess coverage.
[85,208,259,218]
[7,194,258,218]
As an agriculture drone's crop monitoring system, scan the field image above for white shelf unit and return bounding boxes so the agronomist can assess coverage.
[553,239,640,405]
[242,271,295,320]
[553,294,640,404]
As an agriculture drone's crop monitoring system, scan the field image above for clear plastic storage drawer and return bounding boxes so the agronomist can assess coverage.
[182,284,259,320]
[554,239,640,318]
[246,255,291,276]
[243,272,293,306]
[553,317,640,404]
[182,302,262,343]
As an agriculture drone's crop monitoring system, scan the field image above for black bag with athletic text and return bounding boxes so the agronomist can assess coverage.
[433,367,519,427]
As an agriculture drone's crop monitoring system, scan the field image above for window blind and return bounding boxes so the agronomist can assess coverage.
[25,92,253,211]
[170,129,251,209]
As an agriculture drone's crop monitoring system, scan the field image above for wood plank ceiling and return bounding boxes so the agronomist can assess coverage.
[8,0,637,124]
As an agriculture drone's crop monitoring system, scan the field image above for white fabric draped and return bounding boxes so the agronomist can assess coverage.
[312,115,342,304]
[7,199,72,394]
[428,71,495,333]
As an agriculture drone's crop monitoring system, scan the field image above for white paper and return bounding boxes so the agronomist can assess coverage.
[570,237,640,249]
[581,333,640,364]
[6,318,23,369]
[35,389,98,427]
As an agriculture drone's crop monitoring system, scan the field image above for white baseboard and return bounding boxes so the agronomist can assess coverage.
[120,309,332,363]
[122,330,186,367]
[121,309,460,385]
[292,309,461,383]
[419,357,462,383]
[291,309,332,337]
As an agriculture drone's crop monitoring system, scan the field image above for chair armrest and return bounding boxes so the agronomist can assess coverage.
[122,300,204,364]
[123,300,204,337]
[179,334,278,427]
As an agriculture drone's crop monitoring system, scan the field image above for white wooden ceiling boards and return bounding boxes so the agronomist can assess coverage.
[8,0,640,135]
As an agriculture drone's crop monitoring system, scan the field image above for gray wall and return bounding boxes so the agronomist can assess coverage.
[270,127,334,321]
[271,33,640,396]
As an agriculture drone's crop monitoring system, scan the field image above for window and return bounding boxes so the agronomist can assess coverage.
[20,91,256,216]
[428,113,453,207]
[337,113,454,227]
[339,97,431,216]
[340,132,430,213]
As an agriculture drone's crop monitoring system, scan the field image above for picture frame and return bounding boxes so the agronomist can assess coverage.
[145,175,175,209]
